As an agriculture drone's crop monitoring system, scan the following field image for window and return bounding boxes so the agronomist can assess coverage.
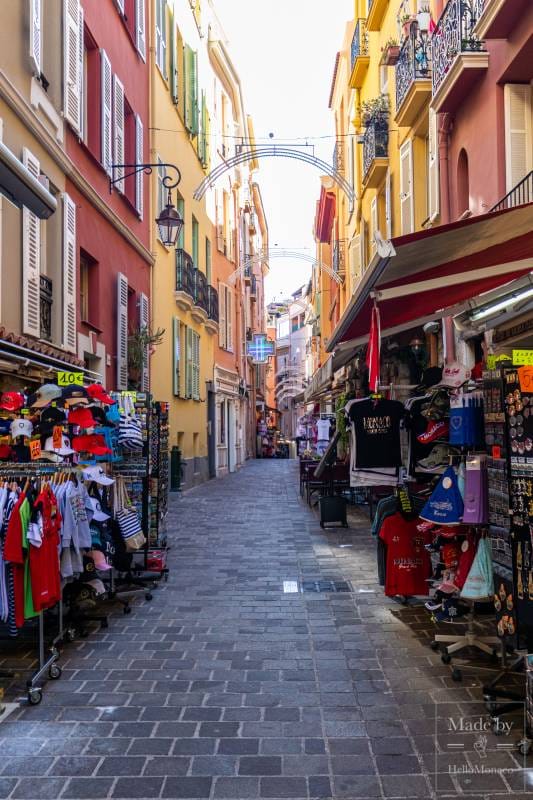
[183,44,198,135]
[291,317,299,333]
[379,63,388,94]
[186,328,200,400]
[457,149,470,217]
[157,158,167,217]
[205,237,211,284]
[81,30,101,157]
[155,0,167,77]
[124,98,136,205]
[218,400,226,445]
[80,253,91,323]
[192,216,199,266]
[299,313,305,328]
[218,284,233,351]
[504,84,532,193]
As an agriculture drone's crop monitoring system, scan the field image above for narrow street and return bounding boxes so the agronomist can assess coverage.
[0,460,522,800]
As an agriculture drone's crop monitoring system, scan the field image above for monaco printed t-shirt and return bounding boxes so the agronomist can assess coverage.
[379,512,431,597]
[347,398,404,468]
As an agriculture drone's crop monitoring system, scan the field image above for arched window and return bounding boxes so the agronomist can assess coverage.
[457,149,470,216]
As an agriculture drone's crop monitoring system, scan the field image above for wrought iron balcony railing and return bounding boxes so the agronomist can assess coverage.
[491,171,533,213]
[363,121,389,180]
[332,240,346,275]
[395,31,431,111]
[176,248,194,297]
[333,141,344,173]
[207,285,219,323]
[40,275,53,342]
[193,268,209,314]
[350,19,368,72]
[432,0,486,96]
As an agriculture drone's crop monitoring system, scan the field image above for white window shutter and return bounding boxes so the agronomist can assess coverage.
[349,234,361,287]
[116,273,128,390]
[173,317,180,396]
[400,139,414,235]
[370,196,378,255]
[62,193,77,352]
[116,0,125,13]
[113,75,125,193]
[22,148,41,338]
[101,50,113,175]
[139,292,150,391]
[504,84,533,193]
[385,169,392,239]
[29,0,42,76]
[78,5,84,141]
[136,0,146,61]
[218,283,226,348]
[428,108,439,221]
[63,0,81,134]
[135,114,143,218]
[226,287,233,351]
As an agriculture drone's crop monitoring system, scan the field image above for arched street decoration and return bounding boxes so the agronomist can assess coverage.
[193,145,355,205]
[228,249,343,286]
[275,378,307,396]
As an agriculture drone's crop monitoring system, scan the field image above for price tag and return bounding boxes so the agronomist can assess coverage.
[52,425,63,449]
[29,439,41,461]
[492,445,501,459]
[487,355,496,370]
[518,366,533,392]
[57,371,84,386]
[514,350,533,366]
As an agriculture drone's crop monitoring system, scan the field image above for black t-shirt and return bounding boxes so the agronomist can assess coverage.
[348,398,404,468]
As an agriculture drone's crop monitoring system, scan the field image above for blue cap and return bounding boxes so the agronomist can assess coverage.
[420,466,464,525]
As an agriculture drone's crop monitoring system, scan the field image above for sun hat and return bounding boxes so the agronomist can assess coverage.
[88,496,110,522]
[0,392,25,412]
[43,434,75,456]
[68,407,97,429]
[72,434,112,456]
[86,384,115,405]
[10,418,33,439]
[89,549,112,571]
[28,384,62,409]
[82,465,114,486]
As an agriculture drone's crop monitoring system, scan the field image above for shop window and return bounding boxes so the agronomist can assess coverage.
[79,250,99,327]
[457,149,470,217]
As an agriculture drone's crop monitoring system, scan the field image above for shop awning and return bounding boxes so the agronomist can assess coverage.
[327,203,533,351]
[0,140,56,219]
[304,358,333,402]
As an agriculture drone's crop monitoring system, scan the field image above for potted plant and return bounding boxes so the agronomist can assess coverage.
[361,95,390,127]
[417,5,431,32]
[400,13,416,37]
[382,37,400,66]
[127,325,165,389]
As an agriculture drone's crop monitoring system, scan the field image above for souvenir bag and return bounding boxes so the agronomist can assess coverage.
[113,477,146,552]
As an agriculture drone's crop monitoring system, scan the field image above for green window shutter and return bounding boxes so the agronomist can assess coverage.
[191,49,199,135]
[177,195,185,250]
[193,332,200,401]
[186,326,193,398]
[184,44,198,134]
[192,217,199,267]
[169,11,177,104]
[173,317,180,396]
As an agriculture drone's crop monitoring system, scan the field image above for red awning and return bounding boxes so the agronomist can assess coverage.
[314,187,336,244]
[327,203,533,350]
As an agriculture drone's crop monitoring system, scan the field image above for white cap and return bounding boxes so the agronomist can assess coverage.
[43,434,75,456]
[436,362,471,389]
[82,465,114,486]
[10,418,33,439]
[88,496,110,522]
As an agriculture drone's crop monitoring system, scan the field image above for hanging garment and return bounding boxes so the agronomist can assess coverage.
[461,537,494,600]
[29,487,62,612]
[346,398,404,469]
[379,512,432,597]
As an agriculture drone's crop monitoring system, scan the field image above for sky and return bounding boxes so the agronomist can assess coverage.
[213,0,353,304]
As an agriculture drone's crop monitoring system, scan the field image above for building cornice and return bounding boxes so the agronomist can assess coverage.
[0,70,154,266]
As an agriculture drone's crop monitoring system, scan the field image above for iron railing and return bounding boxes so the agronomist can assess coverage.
[40,275,53,341]
[363,121,389,179]
[332,240,346,275]
[432,0,486,96]
[176,248,194,297]
[333,141,345,173]
[193,268,209,314]
[207,285,219,323]
[491,171,533,213]
[350,19,368,72]
[395,31,431,111]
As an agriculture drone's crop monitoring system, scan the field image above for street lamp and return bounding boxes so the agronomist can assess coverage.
[109,162,184,248]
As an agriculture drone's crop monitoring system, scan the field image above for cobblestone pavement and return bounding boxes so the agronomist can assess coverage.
[0,460,529,799]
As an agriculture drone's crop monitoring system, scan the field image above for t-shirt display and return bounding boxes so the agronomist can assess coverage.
[379,512,432,597]
[346,398,404,468]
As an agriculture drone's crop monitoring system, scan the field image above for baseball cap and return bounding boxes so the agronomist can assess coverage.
[417,420,449,445]
[72,434,112,456]
[89,549,112,571]
[68,407,97,429]
[43,434,75,456]
[0,419,11,435]
[86,384,116,405]
[88,405,114,427]
[28,383,62,409]
[0,392,25,412]
[435,362,471,389]
[82,465,114,485]
[88,496,110,522]
[10,418,33,439]
[417,444,453,473]
[86,578,106,596]
[40,407,67,426]
[61,386,90,406]
[0,444,12,460]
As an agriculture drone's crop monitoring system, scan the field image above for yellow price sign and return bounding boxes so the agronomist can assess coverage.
[513,350,533,367]
[57,372,84,387]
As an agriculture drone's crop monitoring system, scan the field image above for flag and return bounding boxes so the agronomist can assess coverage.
[366,302,381,393]
[429,14,437,34]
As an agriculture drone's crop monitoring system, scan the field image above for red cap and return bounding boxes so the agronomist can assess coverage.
[72,434,112,455]
[68,407,97,429]
[86,384,115,405]
[0,444,12,460]
[0,392,25,412]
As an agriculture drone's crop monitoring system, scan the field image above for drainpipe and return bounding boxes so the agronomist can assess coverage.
[438,112,456,362]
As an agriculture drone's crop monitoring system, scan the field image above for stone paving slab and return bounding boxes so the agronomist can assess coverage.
[0,460,529,799]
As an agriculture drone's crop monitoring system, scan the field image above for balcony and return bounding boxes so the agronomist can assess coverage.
[40,275,52,342]
[349,20,369,89]
[191,268,209,324]
[332,240,346,278]
[362,121,389,188]
[205,285,219,335]
[431,0,488,114]
[491,171,533,213]
[333,141,344,174]
[395,32,432,127]
[175,249,194,312]
[244,264,252,286]
[473,0,528,39]
[366,0,388,31]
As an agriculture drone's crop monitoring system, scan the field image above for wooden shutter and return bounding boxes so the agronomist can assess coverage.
[192,331,200,400]
[184,44,192,131]
[218,282,226,348]
[135,114,143,218]
[185,326,193,398]
[173,317,180,396]
[116,273,128,390]
[156,0,166,76]
[385,169,392,238]
[400,139,414,235]
[101,50,113,175]
[113,75,125,193]
[29,0,42,76]
[226,287,233,351]
[504,84,533,193]
[360,219,367,273]
[370,196,378,255]
[170,11,178,104]
[22,148,41,338]
[139,292,149,391]
[428,108,439,220]
[191,50,198,135]
[135,0,146,61]
[349,234,361,287]
[78,5,84,141]
[62,193,77,352]
[64,0,81,134]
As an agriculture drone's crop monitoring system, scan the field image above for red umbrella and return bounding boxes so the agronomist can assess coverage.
[366,302,381,393]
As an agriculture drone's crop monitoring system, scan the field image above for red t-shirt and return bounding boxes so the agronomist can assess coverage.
[379,513,432,597]
[30,488,62,612]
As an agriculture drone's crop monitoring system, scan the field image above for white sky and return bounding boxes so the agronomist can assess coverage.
[213,0,353,303]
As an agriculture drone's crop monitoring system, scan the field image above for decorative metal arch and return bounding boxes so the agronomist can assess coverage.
[229,249,342,286]
[275,378,307,396]
[193,145,355,204]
